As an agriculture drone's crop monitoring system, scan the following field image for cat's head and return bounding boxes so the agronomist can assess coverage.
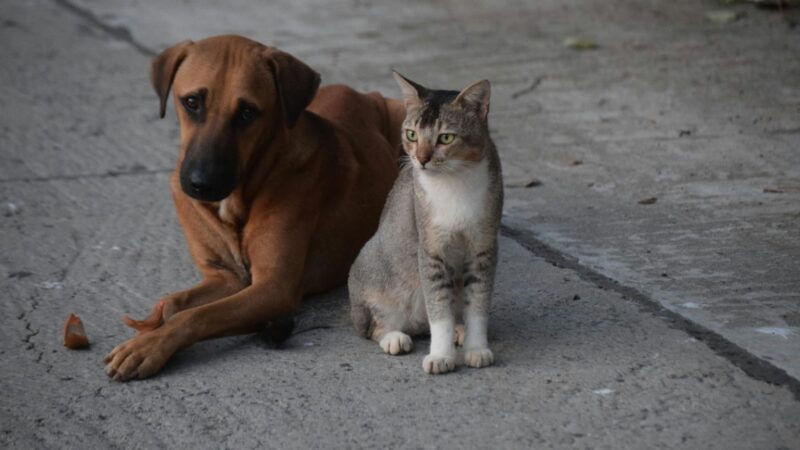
[393,72,491,174]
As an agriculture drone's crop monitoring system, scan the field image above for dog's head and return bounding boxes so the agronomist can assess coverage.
[151,35,320,202]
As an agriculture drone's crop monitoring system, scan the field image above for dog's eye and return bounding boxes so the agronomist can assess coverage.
[235,104,260,127]
[183,96,200,111]
[240,107,255,122]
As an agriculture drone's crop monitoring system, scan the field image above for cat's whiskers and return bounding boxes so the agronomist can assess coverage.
[399,154,413,170]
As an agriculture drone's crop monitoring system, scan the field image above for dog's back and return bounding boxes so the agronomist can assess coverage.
[308,85,404,157]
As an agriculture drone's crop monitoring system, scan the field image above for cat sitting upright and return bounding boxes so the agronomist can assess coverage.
[348,72,503,374]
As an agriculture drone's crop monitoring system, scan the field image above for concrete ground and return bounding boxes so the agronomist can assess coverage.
[1,0,799,448]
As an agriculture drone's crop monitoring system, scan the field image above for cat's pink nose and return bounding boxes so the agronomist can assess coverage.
[418,153,432,167]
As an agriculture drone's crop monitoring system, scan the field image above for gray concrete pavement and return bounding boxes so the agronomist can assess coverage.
[66,0,800,380]
[2,0,799,448]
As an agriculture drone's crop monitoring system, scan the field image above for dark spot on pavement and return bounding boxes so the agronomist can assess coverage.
[8,271,33,279]
[781,312,800,327]
[638,197,657,205]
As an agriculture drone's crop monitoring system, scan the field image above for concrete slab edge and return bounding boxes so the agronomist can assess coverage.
[52,0,156,57]
[501,221,800,402]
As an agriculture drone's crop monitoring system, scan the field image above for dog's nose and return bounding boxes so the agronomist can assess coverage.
[188,170,212,195]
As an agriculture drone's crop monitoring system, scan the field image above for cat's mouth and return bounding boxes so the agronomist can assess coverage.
[417,158,476,175]
[416,158,446,171]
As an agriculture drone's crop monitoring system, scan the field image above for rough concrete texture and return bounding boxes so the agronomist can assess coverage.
[60,0,800,380]
[1,0,799,448]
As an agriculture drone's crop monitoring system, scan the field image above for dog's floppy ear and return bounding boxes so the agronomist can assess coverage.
[264,48,321,128]
[150,40,193,118]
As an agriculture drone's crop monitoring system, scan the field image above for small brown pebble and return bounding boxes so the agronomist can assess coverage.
[569,160,583,166]
[763,188,784,194]
[638,197,657,205]
[63,313,90,349]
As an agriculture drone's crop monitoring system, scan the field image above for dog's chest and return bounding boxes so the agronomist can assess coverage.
[417,161,490,231]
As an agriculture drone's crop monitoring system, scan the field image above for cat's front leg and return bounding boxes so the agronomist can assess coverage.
[462,248,497,368]
[420,252,457,374]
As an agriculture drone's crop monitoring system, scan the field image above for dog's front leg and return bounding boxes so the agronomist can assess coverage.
[105,209,314,381]
[104,280,299,381]
[121,272,246,334]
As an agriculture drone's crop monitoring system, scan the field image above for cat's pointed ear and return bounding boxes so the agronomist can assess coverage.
[393,71,424,108]
[455,79,491,122]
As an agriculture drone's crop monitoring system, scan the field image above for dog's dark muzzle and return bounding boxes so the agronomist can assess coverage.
[179,145,238,202]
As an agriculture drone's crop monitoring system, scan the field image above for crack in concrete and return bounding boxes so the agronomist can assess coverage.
[57,229,89,283]
[501,223,800,402]
[511,76,546,100]
[51,0,156,57]
[23,322,40,350]
[0,168,173,184]
[18,294,54,373]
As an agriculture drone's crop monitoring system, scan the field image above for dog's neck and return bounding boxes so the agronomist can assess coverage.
[215,113,324,227]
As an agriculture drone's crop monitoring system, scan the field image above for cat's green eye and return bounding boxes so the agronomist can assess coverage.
[437,133,456,145]
[405,129,418,142]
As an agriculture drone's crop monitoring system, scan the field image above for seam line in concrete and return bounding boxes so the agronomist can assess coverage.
[500,223,800,402]
[0,168,173,184]
[51,0,156,57]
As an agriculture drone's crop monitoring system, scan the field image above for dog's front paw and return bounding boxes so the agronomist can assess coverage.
[465,348,494,368]
[422,354,456,375]
[104,330,175,381]
[379,331,413,355]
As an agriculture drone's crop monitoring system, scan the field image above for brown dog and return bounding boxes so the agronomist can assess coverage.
[103,35,404,381]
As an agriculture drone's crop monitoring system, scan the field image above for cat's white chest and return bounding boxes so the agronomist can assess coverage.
[417,160,490,231]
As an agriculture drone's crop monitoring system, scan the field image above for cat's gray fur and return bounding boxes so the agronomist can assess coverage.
[348,73,503,374]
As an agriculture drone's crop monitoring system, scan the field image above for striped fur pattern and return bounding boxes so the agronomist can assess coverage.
[348,73,503,374]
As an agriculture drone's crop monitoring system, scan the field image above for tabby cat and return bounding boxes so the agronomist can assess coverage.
[348,72,503,374]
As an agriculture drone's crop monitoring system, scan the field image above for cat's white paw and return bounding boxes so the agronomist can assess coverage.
[379,331,413,355]
[465,348,494,368]
[422,354,456,374]
[453,324,465,347]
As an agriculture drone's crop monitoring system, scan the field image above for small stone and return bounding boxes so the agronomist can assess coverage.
[563,37,598,50]
[705,10,744,24]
